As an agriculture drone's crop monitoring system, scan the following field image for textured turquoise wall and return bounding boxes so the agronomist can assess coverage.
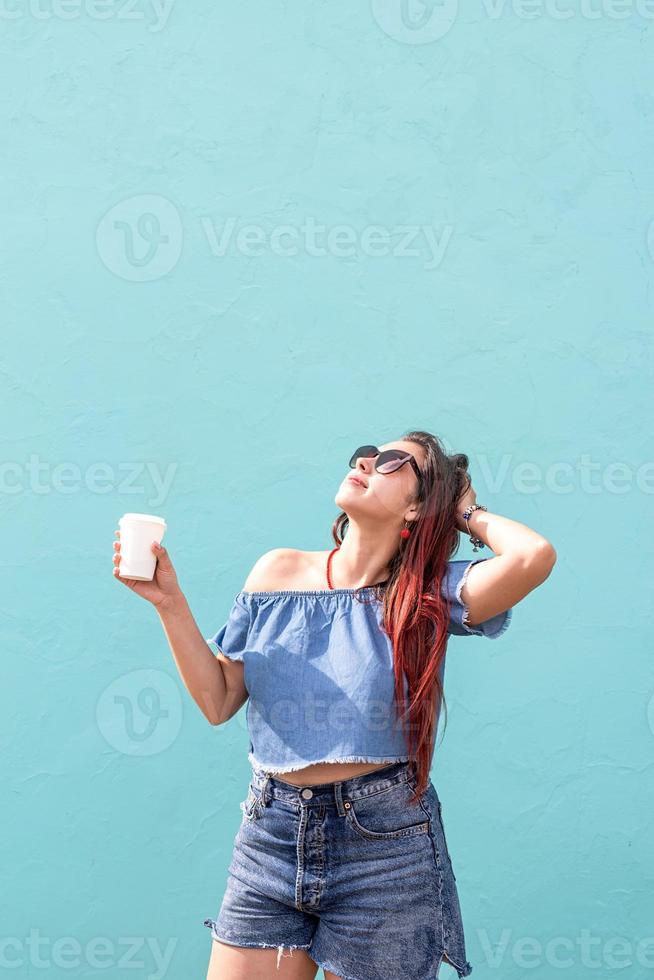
[2,3,652,978]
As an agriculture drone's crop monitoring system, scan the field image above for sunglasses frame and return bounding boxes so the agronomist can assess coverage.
[349,444,424,495]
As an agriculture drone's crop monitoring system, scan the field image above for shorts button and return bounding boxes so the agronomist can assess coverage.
[301,788,313,799]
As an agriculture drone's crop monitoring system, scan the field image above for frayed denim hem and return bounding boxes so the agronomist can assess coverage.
[309,948,473,980]
[203,918,312,969]
[436,950,474,978]
[457,558,512,640]
[248,752,410,773]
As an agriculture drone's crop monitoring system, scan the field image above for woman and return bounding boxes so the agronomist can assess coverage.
[113,430,556,980]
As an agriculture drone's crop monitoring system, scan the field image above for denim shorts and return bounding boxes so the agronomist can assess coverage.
[203,760,473,980]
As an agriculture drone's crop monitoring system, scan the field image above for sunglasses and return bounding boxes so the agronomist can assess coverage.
[348,444,423,492]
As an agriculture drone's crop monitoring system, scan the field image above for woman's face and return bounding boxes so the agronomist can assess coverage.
[335,439,426,525]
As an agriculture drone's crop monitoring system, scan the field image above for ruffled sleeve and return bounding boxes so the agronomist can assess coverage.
[206,592,252,661]
[441,558,512,639]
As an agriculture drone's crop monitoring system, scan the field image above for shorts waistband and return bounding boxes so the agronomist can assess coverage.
[249,760,418,807]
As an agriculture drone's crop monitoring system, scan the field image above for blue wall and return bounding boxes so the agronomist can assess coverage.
[2,3,652,977]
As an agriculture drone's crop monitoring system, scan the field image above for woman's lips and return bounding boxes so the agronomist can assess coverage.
[347,476,367,488]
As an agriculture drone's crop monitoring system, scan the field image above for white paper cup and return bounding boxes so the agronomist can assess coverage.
[118,513,167,581]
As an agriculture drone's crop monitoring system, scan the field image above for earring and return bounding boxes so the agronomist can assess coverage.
[400,520,411,540]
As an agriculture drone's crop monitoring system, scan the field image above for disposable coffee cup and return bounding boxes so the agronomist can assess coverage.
[118,513,167,581]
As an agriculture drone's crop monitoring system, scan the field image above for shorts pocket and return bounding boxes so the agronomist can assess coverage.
[344,779,430,841]
[239,783,263,822]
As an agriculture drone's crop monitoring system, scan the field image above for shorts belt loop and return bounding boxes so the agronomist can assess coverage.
[334,781,346,816]
[260,771,272,807]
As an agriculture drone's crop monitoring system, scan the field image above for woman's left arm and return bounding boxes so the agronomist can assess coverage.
[455,504,557,627]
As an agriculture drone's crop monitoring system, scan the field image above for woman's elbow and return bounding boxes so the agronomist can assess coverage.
[528,540,557,580]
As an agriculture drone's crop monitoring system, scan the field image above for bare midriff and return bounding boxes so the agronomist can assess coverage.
[269,760,402,787]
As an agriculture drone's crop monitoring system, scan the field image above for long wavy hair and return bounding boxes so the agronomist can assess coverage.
[331,429,473,804]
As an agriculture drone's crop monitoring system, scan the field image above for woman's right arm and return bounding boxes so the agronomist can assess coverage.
[156,595,248,725]
[113,531,247,725]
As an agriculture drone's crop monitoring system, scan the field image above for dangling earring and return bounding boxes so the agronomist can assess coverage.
[400,520,411,540]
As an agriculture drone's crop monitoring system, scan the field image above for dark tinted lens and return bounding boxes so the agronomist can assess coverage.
[376,451,408,474]
[349,445,379,468]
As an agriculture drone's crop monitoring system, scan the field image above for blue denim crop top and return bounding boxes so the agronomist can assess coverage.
[206,557,512,774]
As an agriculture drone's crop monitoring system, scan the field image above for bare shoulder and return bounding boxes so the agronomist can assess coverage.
[243,548,325,592]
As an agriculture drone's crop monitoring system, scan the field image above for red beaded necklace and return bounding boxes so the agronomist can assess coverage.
[326,546,340,589]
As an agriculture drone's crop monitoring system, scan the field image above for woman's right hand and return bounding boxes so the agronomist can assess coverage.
[112,530,185,610]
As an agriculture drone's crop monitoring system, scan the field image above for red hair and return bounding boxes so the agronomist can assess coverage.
[331,429,473,804]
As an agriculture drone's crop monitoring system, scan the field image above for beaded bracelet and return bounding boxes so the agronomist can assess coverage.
[461,503,487,552]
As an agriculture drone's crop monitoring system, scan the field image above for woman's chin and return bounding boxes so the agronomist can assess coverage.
[335,486,358,509]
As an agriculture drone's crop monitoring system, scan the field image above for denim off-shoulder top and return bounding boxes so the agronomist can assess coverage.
[206,557,512,774]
